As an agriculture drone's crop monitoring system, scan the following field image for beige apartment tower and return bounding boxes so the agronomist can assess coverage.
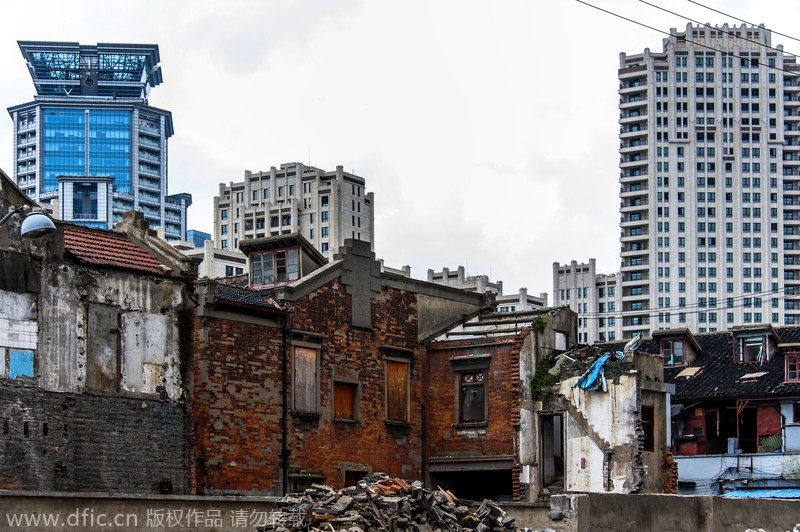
[213,162,374,259]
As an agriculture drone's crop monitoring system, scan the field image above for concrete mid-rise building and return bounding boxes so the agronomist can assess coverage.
[553,259,623,343]
[7,41,190,240]
[427,265,547,312]
[618,23,800,338]
[213,162,374,260]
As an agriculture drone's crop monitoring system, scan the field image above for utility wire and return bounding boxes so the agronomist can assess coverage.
[576,0,800,75]
[639,0,800,60]
[687,0,800,45]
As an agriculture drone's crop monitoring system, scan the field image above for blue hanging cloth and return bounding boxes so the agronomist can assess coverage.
[573,353,613,391]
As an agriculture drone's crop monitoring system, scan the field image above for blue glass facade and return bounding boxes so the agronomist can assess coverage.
[42,108,131,194]
[89,110,131,193]
[42,109,85,193]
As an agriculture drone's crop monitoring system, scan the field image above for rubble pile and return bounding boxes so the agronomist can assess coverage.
[259,474,518,532]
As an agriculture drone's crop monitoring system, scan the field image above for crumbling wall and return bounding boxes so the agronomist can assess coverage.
[38,263,187,399]
[517,331,539,502]
[559,374,640,493]
[424,335,521,500]
[0,378,185,493]
[0,290,38,380]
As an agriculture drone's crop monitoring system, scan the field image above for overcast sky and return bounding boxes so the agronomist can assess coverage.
[1,0,799,300]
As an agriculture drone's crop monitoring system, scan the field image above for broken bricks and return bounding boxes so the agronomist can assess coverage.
[259,474,518,532]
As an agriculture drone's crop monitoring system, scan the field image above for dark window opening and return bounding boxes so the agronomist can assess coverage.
[459,370,486,424]
[642,405,655,451]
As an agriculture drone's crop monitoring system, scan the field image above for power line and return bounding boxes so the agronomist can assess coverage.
[639,0,800,60]
[687,0,800,45]
[576,0,800,75]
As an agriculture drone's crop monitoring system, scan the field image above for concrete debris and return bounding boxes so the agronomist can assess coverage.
[259,474,519,532]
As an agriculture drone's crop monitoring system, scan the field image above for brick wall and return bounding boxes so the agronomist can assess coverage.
[424,339,518,457]
[424,333,526,500]
[192,277,425,494]
[0,379,185,494]
[193,314,284,495]
[284,280,423,489]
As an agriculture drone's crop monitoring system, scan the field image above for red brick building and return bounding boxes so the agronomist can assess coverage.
[191,235,488,495]
[424,308,577,502]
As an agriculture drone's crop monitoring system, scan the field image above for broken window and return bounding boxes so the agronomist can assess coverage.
[293,347,319,414]
[735,335,766,363]
[334,381,357,421]
[459,370,486,424]
[450,354,491,426]
[662,339,685,365]
[251,247,300,287]
[385,360,409,423]
[642,405,655,452]
[787,354,800,382]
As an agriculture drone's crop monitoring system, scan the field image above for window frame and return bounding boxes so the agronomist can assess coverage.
[787,353,800,383]
[384,359,409,424]
[292,345,320,416]
[333,379,360,422]
[734,334,767,363]
[458,369,487,424]
[250,246,301,288]
[661,338,686,366]
[450,354,491,428]
[382,346,413,426]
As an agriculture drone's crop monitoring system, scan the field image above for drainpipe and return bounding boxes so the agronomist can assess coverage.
[421,405,426,486]
[281,318,290,494]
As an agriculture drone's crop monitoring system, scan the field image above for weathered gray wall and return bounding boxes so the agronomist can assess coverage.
[0,491,798,532]
[534,493,800,532]
[0,379,185,494]
[0,492,278,532]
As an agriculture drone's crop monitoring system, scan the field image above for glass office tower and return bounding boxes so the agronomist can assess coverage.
[7,41,190,238]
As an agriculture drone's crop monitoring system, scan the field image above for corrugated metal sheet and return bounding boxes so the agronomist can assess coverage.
[722,489,800,499]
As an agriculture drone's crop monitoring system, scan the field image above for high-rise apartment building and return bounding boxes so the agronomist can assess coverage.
[7,41,189,239]
[619,23,800,338]
[553,259,622,343]
[213,162,374,258]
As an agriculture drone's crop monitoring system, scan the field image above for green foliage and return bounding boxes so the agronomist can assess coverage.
[532,315,549,333]
[530,354,560,401]
[176,305,195,393]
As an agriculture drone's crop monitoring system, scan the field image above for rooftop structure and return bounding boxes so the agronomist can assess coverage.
[8,41,189,239]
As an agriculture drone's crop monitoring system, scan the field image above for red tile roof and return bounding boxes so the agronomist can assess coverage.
[63,225,181,278]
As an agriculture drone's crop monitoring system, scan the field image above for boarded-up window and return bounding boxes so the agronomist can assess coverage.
[386,360,409,422]
[86,303,120,394]
[334,381,357,420]
[459,370,486,423]
[294,347,318,414]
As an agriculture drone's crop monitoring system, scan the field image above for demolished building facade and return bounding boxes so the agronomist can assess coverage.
[426,310,674,502]
[0,170,198,493]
